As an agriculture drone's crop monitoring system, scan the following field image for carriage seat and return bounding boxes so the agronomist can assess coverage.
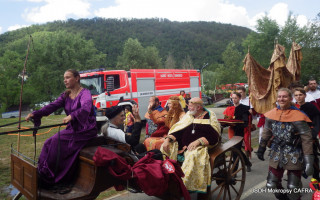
[80,135,137,165]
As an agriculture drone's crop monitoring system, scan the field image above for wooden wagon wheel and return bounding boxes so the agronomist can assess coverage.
[209,147,246,200]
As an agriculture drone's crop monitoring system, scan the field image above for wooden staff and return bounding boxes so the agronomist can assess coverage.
[17,35,32,152]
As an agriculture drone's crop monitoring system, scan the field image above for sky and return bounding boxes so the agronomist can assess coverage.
[0,0,319,34]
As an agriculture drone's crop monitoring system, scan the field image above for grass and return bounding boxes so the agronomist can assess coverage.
[0,115,123,199]
[205,104,215,108]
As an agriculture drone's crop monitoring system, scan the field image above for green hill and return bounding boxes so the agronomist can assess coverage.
[0,18,252,68]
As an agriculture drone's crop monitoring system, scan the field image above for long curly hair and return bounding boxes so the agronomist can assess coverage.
[165,96,184,128]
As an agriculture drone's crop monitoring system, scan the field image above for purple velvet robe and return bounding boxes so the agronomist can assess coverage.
[32,88,97,184]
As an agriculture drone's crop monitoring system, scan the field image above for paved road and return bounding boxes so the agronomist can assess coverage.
[106,99,315,200]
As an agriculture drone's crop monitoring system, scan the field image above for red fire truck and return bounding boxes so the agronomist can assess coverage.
[80,68,201,120]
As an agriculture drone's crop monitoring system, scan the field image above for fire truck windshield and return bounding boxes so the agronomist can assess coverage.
[80,75,104,95]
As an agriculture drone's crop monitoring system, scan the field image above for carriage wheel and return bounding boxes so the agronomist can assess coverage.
[209,147,246,200]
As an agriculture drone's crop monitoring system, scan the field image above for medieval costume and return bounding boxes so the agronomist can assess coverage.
[143,107,168,151]
[296,102,320,180]
[102,106,142,150]
[33,89,97,185]
[239,97,254,158]
[227,104,252,171]
[223,105,235,139]
[256,106,313,200]
[257,114,266,143]
[144,105,164,137]
[307,90,320,108]
[233,104,250,137]
[160,109,220,193]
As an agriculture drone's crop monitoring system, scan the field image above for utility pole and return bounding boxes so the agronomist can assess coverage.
[200,63,208,92]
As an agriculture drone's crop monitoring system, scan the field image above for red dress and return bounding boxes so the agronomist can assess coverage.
[223,106,235,139]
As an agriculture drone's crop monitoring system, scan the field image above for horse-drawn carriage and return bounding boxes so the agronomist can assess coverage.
[11,128,246,200]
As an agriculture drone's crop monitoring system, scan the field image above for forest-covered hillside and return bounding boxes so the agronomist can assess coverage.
[0,18,252,68]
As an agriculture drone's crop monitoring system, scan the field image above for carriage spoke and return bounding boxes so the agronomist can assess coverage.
[230,156,240,172]
[231,167,243,176]
[227,185,232,200]
[227,151,234,170]
[211,182,225,193]
[230,184,240,196]
[223,184,227,200]
[216,184,225,200]
[211,147,246,200]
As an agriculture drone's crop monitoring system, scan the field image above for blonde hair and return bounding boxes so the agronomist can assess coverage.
[277,87,292,97]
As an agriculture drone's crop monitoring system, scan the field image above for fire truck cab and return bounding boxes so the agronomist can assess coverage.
[80,69,201,121]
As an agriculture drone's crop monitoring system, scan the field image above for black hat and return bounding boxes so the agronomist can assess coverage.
[105,106,123,119]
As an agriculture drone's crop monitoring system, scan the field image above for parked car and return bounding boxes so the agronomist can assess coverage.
[202,94,213,105]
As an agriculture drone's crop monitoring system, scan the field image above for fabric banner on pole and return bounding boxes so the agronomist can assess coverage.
[243,43,299,114]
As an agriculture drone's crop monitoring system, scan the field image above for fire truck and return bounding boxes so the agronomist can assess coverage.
[80,68,201,121]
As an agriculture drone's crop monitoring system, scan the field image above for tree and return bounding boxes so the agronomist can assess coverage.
[0,31,106,107]
[164,53,176,69]
[117,38,162,69]
[144,46,162,69]
[242,14,320,84]
[242,16,280,68]
[0,51,24,111]
[117,38,146,70]
[181,55,194,69]
[203,70,216,91]
[211,42,244,85]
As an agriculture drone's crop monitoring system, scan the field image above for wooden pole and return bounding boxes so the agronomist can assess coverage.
[17,35,32,152]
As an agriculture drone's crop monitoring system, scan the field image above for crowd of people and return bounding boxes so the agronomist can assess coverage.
[26,69,320,199]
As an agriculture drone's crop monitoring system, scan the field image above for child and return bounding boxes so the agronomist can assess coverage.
[124,106,135,134]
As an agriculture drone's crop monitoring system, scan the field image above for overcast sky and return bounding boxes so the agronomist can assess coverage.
[0,0,319,34]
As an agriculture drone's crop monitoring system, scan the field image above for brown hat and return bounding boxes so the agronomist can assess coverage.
[189,97,203,105]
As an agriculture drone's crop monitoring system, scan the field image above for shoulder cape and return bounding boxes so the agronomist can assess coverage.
[264,107,311,122]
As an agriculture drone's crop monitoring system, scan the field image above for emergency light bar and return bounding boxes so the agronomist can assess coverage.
[79,68,105,74]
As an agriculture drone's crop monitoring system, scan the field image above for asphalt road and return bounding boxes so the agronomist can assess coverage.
[106,99,315,200]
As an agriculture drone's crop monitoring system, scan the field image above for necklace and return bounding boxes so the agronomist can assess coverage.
[192,125,196,134]
[191,111,206,134]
